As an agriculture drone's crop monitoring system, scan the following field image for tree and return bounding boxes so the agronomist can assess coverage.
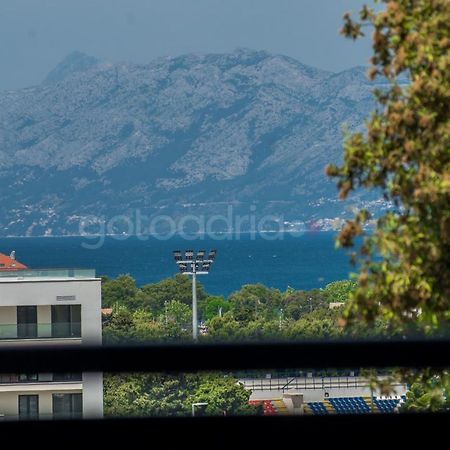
[104,373,258,418]
[324,280,356,304]
[102,274,138,308]
[284,310,343,340]
[189,375,257,416]
[402,370,450,412]
[283,289,329,320]
[103,306,166,343]
[104,373,200,417]
[132,274,206,316]
[327,0,450,332]
[326,0,450,411]
[160,300,192,340]
[205,313,243,341]
[198,295,231,321]
[229,284,283,323]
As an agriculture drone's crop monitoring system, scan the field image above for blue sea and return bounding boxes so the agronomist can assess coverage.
[0,233,357,297]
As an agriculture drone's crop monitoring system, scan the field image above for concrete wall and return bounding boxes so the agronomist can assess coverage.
[82,372,104,418]
[37,305,52,338]
[0,278,103,419]
[0,306,17,339]
[0,306,16,325]
[0,279,102,345]
[0,388,83,419]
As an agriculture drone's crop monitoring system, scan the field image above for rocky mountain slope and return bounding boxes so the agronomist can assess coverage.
[0,49,380,236]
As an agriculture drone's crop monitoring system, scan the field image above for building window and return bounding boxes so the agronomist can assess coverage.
[18,373,39,383]
[52,373,83,382]
[18,395,39,420]
[17,306,37,339]
[52,393,82,419]
[51,305,81,338]
[0,374,18,383]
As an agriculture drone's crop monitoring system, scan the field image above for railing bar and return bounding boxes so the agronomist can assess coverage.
[0,340,448,373]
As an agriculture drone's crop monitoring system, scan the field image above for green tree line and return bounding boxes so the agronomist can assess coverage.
[101,274,364,343]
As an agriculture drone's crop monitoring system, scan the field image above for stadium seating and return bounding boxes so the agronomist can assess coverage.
[373,396,406,413]
[305,396,406,415]
[272,399,289,415]
[250,395,407,415]
[329,396,371,414]
[248,399,279,415]
[308,402,328,415]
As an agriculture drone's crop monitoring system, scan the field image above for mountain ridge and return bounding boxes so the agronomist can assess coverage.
[0,49,380,237]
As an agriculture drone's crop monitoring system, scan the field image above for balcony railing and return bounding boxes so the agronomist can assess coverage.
[239,375,400,392]
[0,269,96,280]
[0,340,448,447]
[0,323,81,340]
[0,373,82,384]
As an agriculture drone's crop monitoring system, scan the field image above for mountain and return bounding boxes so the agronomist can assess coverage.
[0,49,381,237]
[43,51,102,85]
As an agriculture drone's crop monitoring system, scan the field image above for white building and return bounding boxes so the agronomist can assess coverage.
[0,253,103,420]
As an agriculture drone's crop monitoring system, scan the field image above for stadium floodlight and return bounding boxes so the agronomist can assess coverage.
[172,249,217,340]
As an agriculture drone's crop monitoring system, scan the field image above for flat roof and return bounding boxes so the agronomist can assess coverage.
[0,253,27,271]
[0,268,97,282]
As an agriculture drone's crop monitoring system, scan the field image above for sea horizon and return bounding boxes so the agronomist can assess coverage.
[0,232,356,296]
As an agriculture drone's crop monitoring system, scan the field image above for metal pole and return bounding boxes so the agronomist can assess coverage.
[164,301,168,325]
[192,264,198,341]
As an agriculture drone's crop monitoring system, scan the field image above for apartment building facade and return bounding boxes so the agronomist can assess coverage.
[0,253,103,420]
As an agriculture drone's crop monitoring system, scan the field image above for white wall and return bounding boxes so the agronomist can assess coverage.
[0,278,103,419]
[0,279,102,345]
[82,372,104,418]
[0,388,83,418]
[0,306,16,325]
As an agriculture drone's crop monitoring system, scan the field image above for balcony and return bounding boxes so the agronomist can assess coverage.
[0,323,81,340]
[0,373,82,384]
[0,269,96,281]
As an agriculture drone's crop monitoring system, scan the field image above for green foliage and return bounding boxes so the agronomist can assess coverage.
[160,300,192,340]
[101,274,138,308]
[102,306,166,343]
[104,373,198,417]
[204,313,242,341]
[324,280,356,303]
[283,289,329,320]
[190,376,257,416]
[132,274,206,315]
[101,277,353,343]
[229,284,283,323]
[198,295,231,321]
[327,0,450,332]
[284,315,342,340]
[327,0,450,411]
[104,373,257,418]
[402,370,450,412]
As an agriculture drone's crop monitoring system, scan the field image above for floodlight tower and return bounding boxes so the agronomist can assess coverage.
[173,249,217,341]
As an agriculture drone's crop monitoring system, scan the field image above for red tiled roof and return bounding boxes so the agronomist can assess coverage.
[0,253,27,271]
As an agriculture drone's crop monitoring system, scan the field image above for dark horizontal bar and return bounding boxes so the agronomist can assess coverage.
[0,340,449,373]
[0,414,449,448]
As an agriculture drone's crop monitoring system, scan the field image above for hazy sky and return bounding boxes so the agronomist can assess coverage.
[0,0,374,91]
